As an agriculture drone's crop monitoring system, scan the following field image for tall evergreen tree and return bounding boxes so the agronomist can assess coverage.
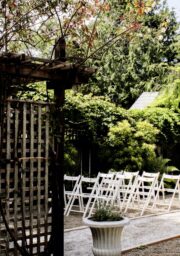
[78,0,179,108]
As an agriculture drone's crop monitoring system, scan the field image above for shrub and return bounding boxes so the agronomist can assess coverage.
[107,120,159,172]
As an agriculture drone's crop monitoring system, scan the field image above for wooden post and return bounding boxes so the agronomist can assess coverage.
[50,37,66,256]
[51,86,64,256]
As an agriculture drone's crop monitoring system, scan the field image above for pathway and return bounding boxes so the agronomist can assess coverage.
[64,211,180,256]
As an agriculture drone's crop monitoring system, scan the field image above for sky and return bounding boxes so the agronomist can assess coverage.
[166,0,180,21]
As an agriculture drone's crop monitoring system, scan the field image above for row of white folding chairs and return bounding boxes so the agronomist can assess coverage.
[64,174,98,216]
[64,172,124,216]
[83,171,180,217]
[64,172,180,217]
[83,171,139,218]
[64,171,159,217]
[152,173,180,212]
[123,171,160,216]
[109,171,180,215]
[108,171,180,216]
[83,171,160,218]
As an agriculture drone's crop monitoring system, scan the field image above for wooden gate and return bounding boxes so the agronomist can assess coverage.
[0,99,52,255]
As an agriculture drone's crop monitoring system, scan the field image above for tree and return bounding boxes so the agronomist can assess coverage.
[78,0,179,108]
[153,65,180,109]
[0,1,105,56]
[64,91,130,174]
[64,89,180,173]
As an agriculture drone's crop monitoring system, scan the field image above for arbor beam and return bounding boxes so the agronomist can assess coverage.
[0,52,94,87]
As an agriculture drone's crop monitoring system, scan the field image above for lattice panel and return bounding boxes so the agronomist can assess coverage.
[0,99,52,255]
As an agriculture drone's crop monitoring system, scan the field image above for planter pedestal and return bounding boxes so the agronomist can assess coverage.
[83,218,130,256]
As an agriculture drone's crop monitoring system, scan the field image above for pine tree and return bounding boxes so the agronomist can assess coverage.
[79,0,179,108]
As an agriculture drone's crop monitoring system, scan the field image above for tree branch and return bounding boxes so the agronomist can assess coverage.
[78,24,140,66]
[85,0,105,58]
[63,2,84,36]
[53,5,64,38]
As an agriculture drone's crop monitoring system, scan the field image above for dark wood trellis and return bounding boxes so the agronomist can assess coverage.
[0,99,51,255]
[0,46,94,255]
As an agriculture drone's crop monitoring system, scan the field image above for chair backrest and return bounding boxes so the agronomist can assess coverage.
[108,169,123,174]
[64,174,81,198]
[64,175,98,216]
[114,172,135,197]
[137,174,158,186]
[99,172,115,179]
[115,172,133,186]
[78,176,98,195]
[142,171,159,178]
[97,172,115,195]
[142,171,159,186]
[134,171,159,196]
[64,174,81,182]
[161,173,180,181]
[80,176,98,183]
[138,176,156,183]
[159,173,180,191]
[83,172,115,218]
[123,171,139,177]
[152,173,180,212]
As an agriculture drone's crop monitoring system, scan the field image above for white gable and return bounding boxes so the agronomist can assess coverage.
[130,92,159,110]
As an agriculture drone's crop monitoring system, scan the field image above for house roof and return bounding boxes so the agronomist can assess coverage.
[129,92,159,110]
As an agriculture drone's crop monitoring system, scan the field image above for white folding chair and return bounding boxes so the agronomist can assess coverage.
[124,172,159,216]
[142,171,159,192]
[64,174,81,214]
[152,173,180,212]
[122,171,139,190]
[115,171,139,211]
[83,172,116,218]
[64,175,97,216]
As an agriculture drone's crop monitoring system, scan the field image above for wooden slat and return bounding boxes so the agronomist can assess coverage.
[44,105,50,247]
[29,103,34,255]
[14,107,19,256]
[37,105,42,254]
[6,101,11,251]
[22,102,28,250]
[0,121,7,255]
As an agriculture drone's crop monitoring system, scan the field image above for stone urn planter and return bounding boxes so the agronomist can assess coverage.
[83,216,129,256]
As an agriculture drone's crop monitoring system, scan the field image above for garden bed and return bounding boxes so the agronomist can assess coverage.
[122,237,180,256]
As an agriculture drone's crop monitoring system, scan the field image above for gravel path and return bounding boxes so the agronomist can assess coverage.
[64,211,180,256]
[122,237,180,256]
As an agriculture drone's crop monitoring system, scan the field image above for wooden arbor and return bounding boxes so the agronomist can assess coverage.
[0,43,94,256]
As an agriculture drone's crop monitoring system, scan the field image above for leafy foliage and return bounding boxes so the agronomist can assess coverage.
[107,120,159,171]
[131,107,180,143]
[64,90,129,141]
[91,204,123,221]
[79,1,179,107]
[64,142,79,174]
[16,82,53,101]
[153,66,180,110]
[130,106,180,169]
[64,90,180,173]
[0,0,145,60]
[2,1,178,175]
[145,156,179,174]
